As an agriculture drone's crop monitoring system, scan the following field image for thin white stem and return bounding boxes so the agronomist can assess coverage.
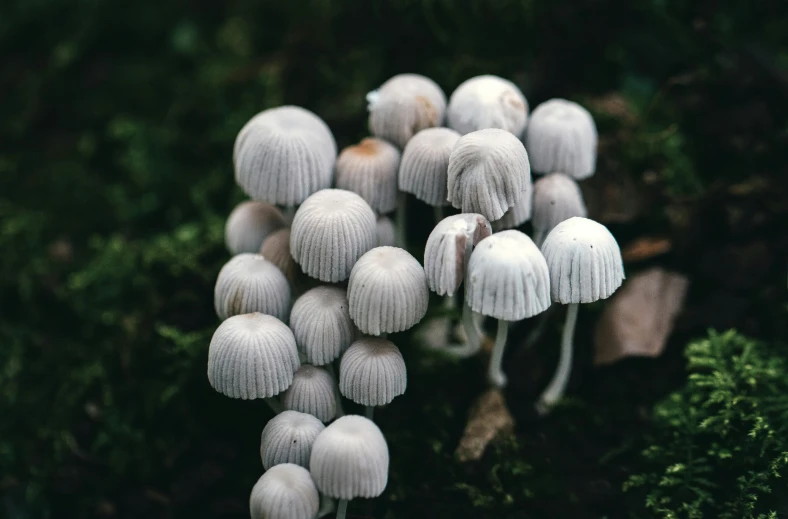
[533,228,546,249]
[365,405,375,420]
[317,494,335,518]
[433,205,444,225]
[487,319,509,388]
[325,364,345,418]
[536,303,578,415]
[396,191,407,248]
[282,205,296,225]
[264,397,283,414]
[336,498,349,519]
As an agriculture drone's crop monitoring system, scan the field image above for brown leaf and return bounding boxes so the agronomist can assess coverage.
[455,388,514,462]
[621,236,672,262]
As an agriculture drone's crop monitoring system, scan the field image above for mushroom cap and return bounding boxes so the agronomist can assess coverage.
[367,73,447,148]
[525,99,597,179]
[234,105,337,206]
[260,228,296,282]
[466,230,551,321]
[376,216,397,247]
[250,464,319,519]
[335,138,401,214]
[446,75,529,137]
[492,190,533,231]
[423,213,492,296]
[398,127,461,206]
[339,338,407,407]
[290,286,354,366]
[309,415,389,500]
[347,246,429,335]
[532,172,587,236]
[290,189,377,282]
[260,410,325,469]
[447,128,532,221]
[281,365,337,423]
[214,254,291,321]
[224,201,286,255]
[541,217,624,304]
[207,313,300,399]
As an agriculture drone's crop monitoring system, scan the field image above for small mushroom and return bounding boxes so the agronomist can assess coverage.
[339,337,407,419]
[290,286,354,366]
[525,99,597,179]
[398,127,461,210]
[447,128,532,221]
[492,190,533,231]
[532,172,587,246]
[376,216,397,247]
[260,228,297,282]
[335,137,401,215]
[281,365,338,423]
[466,230,551,387]
[347,246,429,335]
[249,463,319,519]
[224,200,286,255]
[367,73,447,148]
[446,75,529,137]
[214,254,291,321]
[290,189,377,283]
[537,217,624,413]
[260,410,325,469]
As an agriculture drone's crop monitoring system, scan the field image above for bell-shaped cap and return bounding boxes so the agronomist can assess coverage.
[398,127,460,207]
[525,99,597,179]
[260,228,296,282]
[541,217,624,304]
[447,128,532,221]
[260,410,325,469]
[466,230,551,321]
[250,463,319,519]
[347,246,429,335]
[281,365,337,423]
[234,105,337,206]
[290,286,354,366]
[492,190,533,231]
[290,189,377,282]
[367,73,447,148]
[335,138,400,214]
[214,254,291,321]
[339,338,407,406]
[447,75,529,137]
[424,213,492,296]
[208,313,300,399]
[532,172,587,237]
[309,415,389,500]
[376,216,396,247]
[225,201,286,255]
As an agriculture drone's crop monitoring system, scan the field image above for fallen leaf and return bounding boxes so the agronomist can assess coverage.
[621,236,672,262]
[455,388,514,462]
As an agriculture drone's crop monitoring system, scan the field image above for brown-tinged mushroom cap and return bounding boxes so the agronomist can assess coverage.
[335,137,401,214]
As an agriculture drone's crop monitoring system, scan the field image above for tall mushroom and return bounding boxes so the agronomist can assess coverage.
[446,75,529,137]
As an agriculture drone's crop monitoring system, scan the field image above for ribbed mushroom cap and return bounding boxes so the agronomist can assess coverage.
[260,410,325,469]
[533,172,587,237]
[214,254,291,321]
[347,246,429,335]
[398,127,461,206]
[289,286,354,366]
[335,138,401,214]
[208,313,300,399]
[260,228,296,282]
[424,213,492,296]
[281,365,337,423]
[339,338,407,406]
[225,201,286,255]
[309,415,389,500]
[250,464,319,519]
[541,217,624,304]
[492,190,533,231]
[525,99,597,179]
[367,73,447,149]
[234,105,337,206]
[376,216,396,247]
[447,75,529,137]
[290,189,377,282]
[447,128,532,221]
[466,230,551,321]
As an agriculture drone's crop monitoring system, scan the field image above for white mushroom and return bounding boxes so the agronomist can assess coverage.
[446,75,529,137]
[224,200,286,255]
[335,137,401,215]
[260,410,325,469]
[249,463,319,519]
[339,337,407,418]
[281,365,338,423]
[532,172,587,246]
[214,254,291,321]
[290,286,354,366]
[375,216,397,247]
[398,127,460,210]
[492,190,533,231]
[260,228,296,282]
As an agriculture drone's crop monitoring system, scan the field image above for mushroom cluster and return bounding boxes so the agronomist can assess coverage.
[213,74,623,518]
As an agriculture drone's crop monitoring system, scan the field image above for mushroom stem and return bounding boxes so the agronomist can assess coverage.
[365,405,375,421]
[336,499,349,519]
[487,319,509,388]
[396,191,407,248]
[536,303,578,414]
[460,236,483,351]
[325,364,345,418]
[264,397,283,415]
[433,205,444,226]
[282,205,296,225]
[317,494,336,518]
[533,229,546,249]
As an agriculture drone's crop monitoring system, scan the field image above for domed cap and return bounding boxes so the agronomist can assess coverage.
[290,286,354,366]
[398,127,461,207]
[290,189,377,282]
[250,464,319,519]
[347,246,429,335]
[214,254,291,322]
[447,128,532,221]
[260,228,296,282]
[532,172,587,239]
[525,99,597,179]
[541,217,624,304]
[424,213,492,296]
[339,338,407,406]
[335,138,401,214]
[207,313,300,399]
[492,189,533,231]
[225,201,286,255]
[281,365,337,423]
[309,415,389,500]
[233,105,337,206]
[466,230,551,321]
[367,73,447,148]
[376,216,396,247]
[447,75,529,137]
[260,410,325,469]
